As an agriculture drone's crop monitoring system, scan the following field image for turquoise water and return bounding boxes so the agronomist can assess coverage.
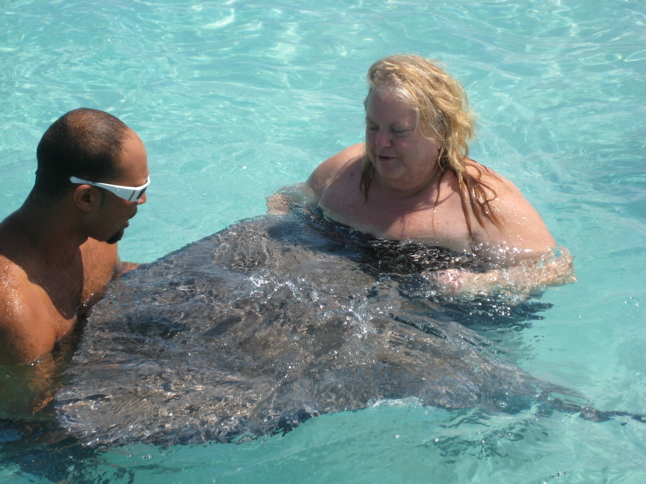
[1,0,645,482]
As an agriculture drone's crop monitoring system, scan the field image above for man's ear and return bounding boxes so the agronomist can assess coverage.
[72,185,101,212]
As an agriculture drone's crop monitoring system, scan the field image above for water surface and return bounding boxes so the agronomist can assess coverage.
[1,0,645,482]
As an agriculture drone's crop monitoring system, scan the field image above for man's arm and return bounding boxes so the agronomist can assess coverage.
[0,290,57,365]
[0,354,58,416]
[113,255,141,275]
[0,289,60,416]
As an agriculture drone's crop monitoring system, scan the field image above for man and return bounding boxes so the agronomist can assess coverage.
[0,108,149,365]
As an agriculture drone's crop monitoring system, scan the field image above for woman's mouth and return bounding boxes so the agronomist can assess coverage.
[377,154,396,163]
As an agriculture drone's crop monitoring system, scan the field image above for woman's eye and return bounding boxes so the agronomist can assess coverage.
[366,125,378,131]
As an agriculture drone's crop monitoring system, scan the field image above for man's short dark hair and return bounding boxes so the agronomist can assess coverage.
[32,108,130,205]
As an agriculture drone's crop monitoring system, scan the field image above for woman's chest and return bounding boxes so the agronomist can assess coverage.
[320,191,475,253]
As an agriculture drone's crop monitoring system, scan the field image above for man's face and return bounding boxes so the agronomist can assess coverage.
[98,130,149,244]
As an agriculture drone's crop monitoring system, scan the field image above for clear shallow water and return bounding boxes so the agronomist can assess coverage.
[1,0,645,482]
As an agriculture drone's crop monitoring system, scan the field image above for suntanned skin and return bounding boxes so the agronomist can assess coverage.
[0,129,148,365]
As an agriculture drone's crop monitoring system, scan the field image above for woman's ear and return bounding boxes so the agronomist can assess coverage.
[72,185,101,212]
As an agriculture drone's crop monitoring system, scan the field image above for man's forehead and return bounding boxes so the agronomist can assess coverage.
[114,130,149,182]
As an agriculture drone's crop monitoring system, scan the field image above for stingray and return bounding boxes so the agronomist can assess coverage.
[54,211,643,447]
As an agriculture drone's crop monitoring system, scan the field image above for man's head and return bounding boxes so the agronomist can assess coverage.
[31,108,149,244]
[32,108,131,206]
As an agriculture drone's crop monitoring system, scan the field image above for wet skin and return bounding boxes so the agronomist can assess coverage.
[0,129,148,367]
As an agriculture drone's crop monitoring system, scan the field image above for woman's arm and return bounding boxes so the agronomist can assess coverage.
[266,143,365,214]
[430,247,576,296]
[469,170,557,264]
[436,167,575,295]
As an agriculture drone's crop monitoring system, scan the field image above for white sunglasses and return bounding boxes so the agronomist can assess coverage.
[70,176,150,202]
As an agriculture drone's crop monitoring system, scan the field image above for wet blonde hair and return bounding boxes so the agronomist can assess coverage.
[359,54,502,234]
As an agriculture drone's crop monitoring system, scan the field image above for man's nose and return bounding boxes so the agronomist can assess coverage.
[137,192,147,205]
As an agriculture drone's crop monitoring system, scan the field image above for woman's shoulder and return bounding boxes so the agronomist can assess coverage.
[307,143,365,197]
[463,160,556,253]
[318,143,365,172]
[464,159,521,198]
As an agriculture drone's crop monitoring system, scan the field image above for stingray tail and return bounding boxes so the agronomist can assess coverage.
[547,398,646,424]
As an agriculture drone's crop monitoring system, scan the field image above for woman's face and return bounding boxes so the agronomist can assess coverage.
[365,89,441,195]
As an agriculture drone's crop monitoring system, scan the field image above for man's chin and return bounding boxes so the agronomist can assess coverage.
[106,230,124,245]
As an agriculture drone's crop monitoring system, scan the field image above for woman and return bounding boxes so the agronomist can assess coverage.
[271,54,574,294]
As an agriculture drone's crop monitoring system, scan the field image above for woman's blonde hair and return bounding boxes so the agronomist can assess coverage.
[359,54,501,234]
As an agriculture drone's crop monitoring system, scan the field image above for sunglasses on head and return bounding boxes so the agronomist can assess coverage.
[69,176,150,202]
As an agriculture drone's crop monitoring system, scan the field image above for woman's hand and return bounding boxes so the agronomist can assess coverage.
[427,248,576,296]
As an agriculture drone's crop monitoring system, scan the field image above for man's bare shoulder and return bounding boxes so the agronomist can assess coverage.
[0,239,34,294]
[0,221,118,364]
[0,214,26,259]
[0,217,50,335]
[0,258,56,364]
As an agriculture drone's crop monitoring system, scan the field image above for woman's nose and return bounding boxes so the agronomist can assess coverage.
[375,129,391,147]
